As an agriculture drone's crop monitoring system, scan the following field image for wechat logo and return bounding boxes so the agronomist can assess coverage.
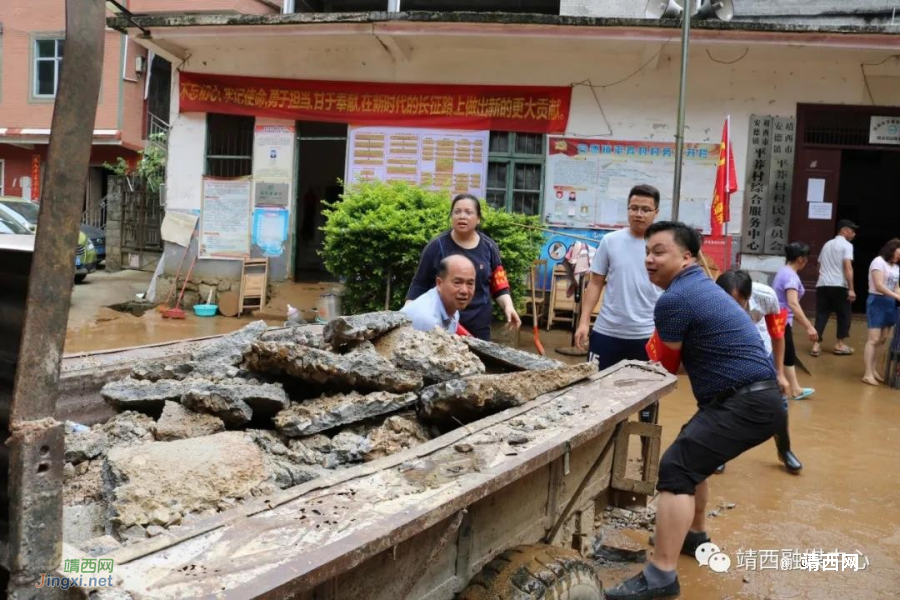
[696,542,731,574]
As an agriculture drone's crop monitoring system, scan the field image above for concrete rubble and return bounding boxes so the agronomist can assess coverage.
[374,326,485,383]
[155,401,225,441]
[244,341,423,393]
[324,311,411,347]
[181,379,289,426]
[462,336,565,371]
[64,314,590,553]
[104,432,267,532]
[418,362,598,426]
[274,391,418,438]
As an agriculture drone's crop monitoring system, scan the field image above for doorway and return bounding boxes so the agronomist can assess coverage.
[837,149,900,313]
[293,120,347,281]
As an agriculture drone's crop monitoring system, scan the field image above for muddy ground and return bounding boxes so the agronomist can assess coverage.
[64,275,900,599]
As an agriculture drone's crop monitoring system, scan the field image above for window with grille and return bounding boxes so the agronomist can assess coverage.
[486,132,545,216]
[33,38,64,98]
[205,114,255,177]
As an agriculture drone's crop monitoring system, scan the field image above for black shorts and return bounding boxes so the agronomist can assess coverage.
[657,385,786,495]
[784,323,797,368]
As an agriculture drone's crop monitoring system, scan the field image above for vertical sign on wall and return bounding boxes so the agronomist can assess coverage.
[763,117,796,255]
[741,115,773,254]
[30,154,41,201]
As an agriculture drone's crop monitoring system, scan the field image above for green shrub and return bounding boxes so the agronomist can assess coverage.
[321,180,544,316]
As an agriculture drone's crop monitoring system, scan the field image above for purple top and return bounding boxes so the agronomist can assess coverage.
[773,265,804,325]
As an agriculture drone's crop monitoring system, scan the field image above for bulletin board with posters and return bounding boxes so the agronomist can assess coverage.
[544,137,720,232]
[346,126,488,198]
[199,177,252,259]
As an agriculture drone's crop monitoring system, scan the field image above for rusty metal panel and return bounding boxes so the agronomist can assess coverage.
[6,0,105,594]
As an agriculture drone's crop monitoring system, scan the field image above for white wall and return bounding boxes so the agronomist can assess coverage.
[166,70,206,213]
[163,31,900,256]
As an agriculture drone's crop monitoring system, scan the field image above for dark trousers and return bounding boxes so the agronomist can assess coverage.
[815,286,852,341]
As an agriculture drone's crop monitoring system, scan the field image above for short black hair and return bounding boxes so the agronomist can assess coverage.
[450,194,482,219]
[644,221,701,257]
[629,184,661,209]
[784,241,810,263]
[716,269,753,300]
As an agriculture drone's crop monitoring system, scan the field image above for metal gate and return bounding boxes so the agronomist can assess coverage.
[121,180,163,253]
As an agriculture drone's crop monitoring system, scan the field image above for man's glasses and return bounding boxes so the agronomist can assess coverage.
[628,206,657,214]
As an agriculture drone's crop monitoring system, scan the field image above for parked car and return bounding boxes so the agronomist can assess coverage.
[0,211,32,234]
[79,222,106,266]
[0,200,36,233]
[76,230,98,283]
[1,196,106,266]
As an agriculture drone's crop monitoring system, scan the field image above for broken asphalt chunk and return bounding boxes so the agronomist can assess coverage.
[324,311,411,347]
[274,391,418,437]
[244,341,422,393]
[373,326,485,384]
[462,336,565,371]
[418,362,597,427]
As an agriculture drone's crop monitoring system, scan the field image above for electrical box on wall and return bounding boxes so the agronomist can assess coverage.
[135,55,146,74]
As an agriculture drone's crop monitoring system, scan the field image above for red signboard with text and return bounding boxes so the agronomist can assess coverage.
[30,154,41,201]
[179,72,571,133]
[702,235,733,272]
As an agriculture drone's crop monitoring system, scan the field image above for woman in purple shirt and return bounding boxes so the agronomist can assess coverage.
[773,242,818,400]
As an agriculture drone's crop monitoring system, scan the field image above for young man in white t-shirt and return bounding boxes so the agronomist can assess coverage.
[812,219,858,356]
[575,184,662,421]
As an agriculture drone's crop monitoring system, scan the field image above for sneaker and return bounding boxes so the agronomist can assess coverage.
[648,530,711,557]
[605,572,680,600]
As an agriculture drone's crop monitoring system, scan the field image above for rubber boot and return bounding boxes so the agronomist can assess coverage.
[774,416,802,474]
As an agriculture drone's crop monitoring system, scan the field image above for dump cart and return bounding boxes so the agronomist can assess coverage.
[55,346,675,600]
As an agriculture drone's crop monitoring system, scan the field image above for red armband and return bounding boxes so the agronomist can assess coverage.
[764,308,787,340]
[645,330,682,374]
[455,323,472,337]
[490,265,511,295]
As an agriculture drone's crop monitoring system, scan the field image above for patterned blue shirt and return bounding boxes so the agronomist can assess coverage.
[655,265,776,404]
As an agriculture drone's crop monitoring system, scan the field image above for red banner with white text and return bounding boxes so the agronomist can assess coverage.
[179,72,571,134]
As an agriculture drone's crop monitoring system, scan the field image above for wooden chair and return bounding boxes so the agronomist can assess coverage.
[238,258,268,315]
[523,259,549,327]
[547,265,577,330]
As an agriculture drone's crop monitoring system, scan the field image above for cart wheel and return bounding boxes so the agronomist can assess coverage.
[458,544,603,600]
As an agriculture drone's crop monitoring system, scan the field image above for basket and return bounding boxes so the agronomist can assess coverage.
[193,304,218,317]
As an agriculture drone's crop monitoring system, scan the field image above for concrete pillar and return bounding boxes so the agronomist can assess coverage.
[104,177,123,271]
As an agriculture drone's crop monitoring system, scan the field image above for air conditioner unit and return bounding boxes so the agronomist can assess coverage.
[135,55,147,74]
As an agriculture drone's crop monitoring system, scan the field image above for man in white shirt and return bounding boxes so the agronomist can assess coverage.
[401,255,475,334]
[575,184,662,422]
[812,219,858,356]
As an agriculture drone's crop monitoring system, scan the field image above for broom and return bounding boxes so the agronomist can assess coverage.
[163,256,196,319]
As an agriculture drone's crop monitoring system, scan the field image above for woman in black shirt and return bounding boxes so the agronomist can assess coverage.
[407,194,521,340]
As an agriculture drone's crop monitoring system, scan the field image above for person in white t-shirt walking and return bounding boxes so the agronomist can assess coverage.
[862,238,900,386]
[575,184,662,422]
[812,219,858,357]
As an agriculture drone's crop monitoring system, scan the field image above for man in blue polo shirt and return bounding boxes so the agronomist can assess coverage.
[401,255,475,334]
[606,222,785,600]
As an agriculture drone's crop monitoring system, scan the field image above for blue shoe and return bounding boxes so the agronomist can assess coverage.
[791,388,814,401]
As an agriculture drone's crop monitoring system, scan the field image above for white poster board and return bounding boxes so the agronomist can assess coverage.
[347,126,488,198]
[200,177,252,259]
[252,124,295,182]
[544,137,720,233]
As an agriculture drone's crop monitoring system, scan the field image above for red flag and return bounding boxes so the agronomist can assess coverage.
[710,116,738,236]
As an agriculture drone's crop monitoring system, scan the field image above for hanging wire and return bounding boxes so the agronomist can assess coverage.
[706,47,750,65]
[860,54,900,105]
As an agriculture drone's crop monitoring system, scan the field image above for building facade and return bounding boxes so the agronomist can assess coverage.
[115,4,900,311]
